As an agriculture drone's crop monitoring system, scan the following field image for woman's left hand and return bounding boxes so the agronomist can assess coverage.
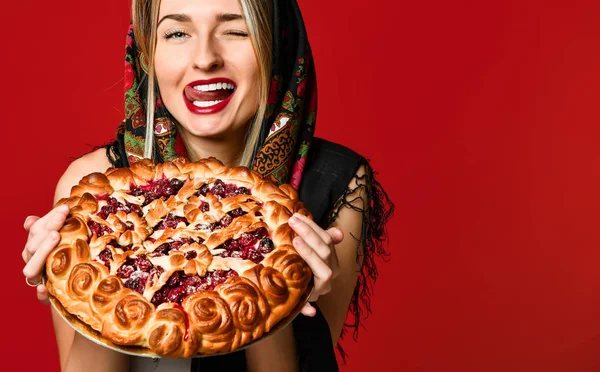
[287,213,344,317]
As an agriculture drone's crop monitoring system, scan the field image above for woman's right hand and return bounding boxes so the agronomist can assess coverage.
[22,203,70,304]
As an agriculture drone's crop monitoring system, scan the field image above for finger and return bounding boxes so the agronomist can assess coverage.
[293,237,332,294]
[326,227,344,245]
[23,224,60,266]
[24,205,68,258]
[292,213,343,245]
[22,249,30,264]
[308,291,320,302]
[300,303,316,317]
[288,216,333,261]
[24,216,40,231]
[37,285,50,305]
[23,231,60,281]
[28,204,69,237]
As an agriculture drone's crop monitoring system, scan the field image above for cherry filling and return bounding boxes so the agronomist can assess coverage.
[173,303,191,341]
[150,238,204,257]
[88,221,114,237]
[154,213,188,230]
[185,251,197,260]
[196,179,251,199]
[94,241,137,272]
[117,256,165,294]
[97,197,143,220]
[96,248,113,270]
[194,208,247,232]
[218,227,274,263]
[151,269,238,306]
[130,177,184,207]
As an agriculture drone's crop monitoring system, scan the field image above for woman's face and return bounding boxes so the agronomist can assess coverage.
[155,0,259,139]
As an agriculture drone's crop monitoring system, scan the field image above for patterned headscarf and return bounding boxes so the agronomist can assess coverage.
[116,0,317,190]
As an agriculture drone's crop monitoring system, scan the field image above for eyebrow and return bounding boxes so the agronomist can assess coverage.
[216,13,243,22]
[158,13,190,26]
[157,13,243,26]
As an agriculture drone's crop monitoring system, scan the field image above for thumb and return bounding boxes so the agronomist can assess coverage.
[327,227,344,244]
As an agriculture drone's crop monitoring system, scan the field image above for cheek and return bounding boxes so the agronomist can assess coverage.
[154,48,187,90]
[231,46,261,94]
[242,60,261,104]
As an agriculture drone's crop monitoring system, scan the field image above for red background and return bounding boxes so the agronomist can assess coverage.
[3,0,600,371]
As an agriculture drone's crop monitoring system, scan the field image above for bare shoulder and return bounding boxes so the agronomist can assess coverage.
[54,148,113,203]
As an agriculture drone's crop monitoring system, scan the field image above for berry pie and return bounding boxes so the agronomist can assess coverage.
[45,157,313,357]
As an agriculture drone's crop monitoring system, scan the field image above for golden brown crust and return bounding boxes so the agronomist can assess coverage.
[46,157,313,357]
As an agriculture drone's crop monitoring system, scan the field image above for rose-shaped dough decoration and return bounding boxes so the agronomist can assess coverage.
[46,157,313,357]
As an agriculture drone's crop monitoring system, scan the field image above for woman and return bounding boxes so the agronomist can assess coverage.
[21,0,394,370]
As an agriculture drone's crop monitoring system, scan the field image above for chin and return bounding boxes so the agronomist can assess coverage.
[183,123,228,138]
[170,101,254,139]
[180,117,241,139]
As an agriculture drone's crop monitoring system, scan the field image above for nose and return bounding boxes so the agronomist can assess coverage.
[192,36,224,72]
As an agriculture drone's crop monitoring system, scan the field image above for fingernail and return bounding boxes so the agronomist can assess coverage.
[288,216,298,225]
[293,236,303,246]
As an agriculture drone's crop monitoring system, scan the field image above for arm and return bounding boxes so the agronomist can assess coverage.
[63,333,130,372]
[23,148,129,372]
[316,165,367,344]
[245,324,298,372]
[244,166,368,371]
[52,149,114,370]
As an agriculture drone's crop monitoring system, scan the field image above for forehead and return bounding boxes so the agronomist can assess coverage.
[158,0,243,18]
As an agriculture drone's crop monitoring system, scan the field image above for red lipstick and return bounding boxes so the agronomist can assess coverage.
[183,78,236,115]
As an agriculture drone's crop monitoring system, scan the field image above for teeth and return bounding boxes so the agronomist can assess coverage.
[193,83,235,91]
[193,100,223,107]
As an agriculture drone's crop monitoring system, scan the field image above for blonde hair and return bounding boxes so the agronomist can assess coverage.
[132,0,272,166]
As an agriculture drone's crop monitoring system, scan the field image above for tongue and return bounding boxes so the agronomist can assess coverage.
[184,86,233,102]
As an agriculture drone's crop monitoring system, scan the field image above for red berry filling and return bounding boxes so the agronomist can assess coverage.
[194,208,247,232]
[154,213,188,230]
[88,221,114,237]
[97,197,143,219]
[130,177,184,207]
[96,248,113,270]
[150,269,238,306]
[218,227,273,263]
[117,255,165,294]
[150,238,203,257]
[185,251,197,260]
[95,194,110,201]
[173,303,191,341]
[196,179,251,199]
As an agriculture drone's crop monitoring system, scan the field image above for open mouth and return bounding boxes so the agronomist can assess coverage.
[183,79,236,109]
